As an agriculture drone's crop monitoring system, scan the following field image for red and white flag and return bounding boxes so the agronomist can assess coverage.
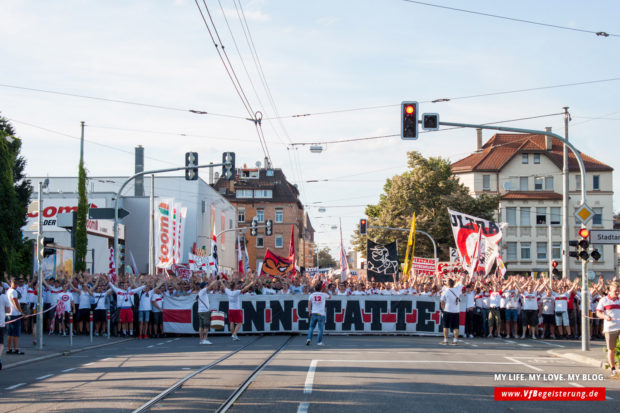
[108,247,117,284]
[339,217,349,281]
[211,206,218,275]
[237,235,244,274]
[289,224,296,278]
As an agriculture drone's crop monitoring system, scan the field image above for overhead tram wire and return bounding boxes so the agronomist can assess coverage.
[264,76,620,120]
[401,0,618,38]
[193,0,271,165]
[0,83,246,120]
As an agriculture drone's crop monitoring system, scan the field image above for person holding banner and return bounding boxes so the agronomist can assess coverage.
[306,283,331,346]
[222,278,255,341]
[196,279,219,345]
[440,277,464,345]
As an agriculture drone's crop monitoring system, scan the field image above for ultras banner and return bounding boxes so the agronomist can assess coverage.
[366,240,399,282]
[162,295,465,336]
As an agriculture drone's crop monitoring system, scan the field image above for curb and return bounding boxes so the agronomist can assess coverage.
[3,338,135,370]
[547,349,606,368]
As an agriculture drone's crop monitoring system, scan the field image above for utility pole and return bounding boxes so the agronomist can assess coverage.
[562,107,570,280]
[149,174,155,275]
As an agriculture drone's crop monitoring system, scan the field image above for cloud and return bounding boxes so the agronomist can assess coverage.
[316,16,338,26]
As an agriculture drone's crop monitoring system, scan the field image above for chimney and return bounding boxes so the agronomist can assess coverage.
[544,127,552,151]
[134,145,144,196]
[476,128,482,151]
[264,157,269,169]
[209,162,214,185]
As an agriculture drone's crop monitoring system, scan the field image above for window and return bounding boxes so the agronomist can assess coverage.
[275,208,283,223]
[520,242,531,260]
[238,208,245,223]
[537,242,547,260]
[575,174,581,191]
[552,242,561,259]
[522,154,529,164]
[550,207,561,225]
[256,235,264,248]
[506,207,517,226]
[275,234,283,248]
[534,177,543,190]
[256,208,264,223]
[545,176,554,191]
[266,169,274,177]
[536,207,546,225]
[520,207,531,226]
[254,189,273,198]
[507,242,517,261]
[519,177,528,191]
[593,207,603,225]
[534,153,541,164]
[235,189,253,198]
[482,175,491,191]
[241,170,259,179]
[593,175,600,190]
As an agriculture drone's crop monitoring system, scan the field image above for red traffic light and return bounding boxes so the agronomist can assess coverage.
[405,105,415,115]
[551,260,558,268]
[578,228,589,238]
[359,218,367,235]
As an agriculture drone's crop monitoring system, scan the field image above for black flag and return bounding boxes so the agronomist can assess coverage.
[366,240,399,283]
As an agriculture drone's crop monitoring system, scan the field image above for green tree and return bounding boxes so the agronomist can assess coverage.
[352,151,500,262]
[313,246,338,268]
[75,151,88,272]
[0,116,33,277]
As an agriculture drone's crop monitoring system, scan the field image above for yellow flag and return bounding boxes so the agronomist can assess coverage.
[403,213,416,279]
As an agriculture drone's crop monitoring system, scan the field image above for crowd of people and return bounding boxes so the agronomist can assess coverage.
[1,268,618,376]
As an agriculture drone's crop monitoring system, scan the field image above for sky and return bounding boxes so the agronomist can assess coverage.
[2,0,620,256]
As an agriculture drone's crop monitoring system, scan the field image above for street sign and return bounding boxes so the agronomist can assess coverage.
[574,203,594,224]
[589,229,620,244]
[89,208,130,220]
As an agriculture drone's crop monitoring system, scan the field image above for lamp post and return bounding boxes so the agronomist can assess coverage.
[36,178,49,350]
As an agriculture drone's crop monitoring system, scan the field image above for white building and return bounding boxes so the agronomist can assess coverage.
[24,175,236,275]
[452,131,615,278]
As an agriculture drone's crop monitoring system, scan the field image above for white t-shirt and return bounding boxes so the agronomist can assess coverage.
[503,290,519,310]
[7,288,21,316]
[49,287,63,305]
[309,292,330,316]
[521,292,539,311]
[56,291,73,312]
[596,295,620,333]
[17,285,27,303]
[440,286,462,313]
[151,293,163,312]
[197,288,210,313]
[465,291,475,308]
[0,294,11,326]
[225,288,242,310]
[92,292,109,310]
[79,291,92,309]
[110,284,146,309]
[139,289,153,312]
[351,290,366,296]
[489,290,502,308]
[553,292,569,312]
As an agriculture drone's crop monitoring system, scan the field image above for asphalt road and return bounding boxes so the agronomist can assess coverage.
[0,335,618,412]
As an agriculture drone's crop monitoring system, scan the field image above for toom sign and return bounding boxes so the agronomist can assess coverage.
[25,198,105,231]
[162,295,465,336]
[156,198,173,269]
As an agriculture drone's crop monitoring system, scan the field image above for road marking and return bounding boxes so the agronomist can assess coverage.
[304,360,318,394]
[147,345,154,348]
[166,340,173,343]
[84,362,94,366]
[6,383,26,390]
[517,343,532,347]
[570,383,613,400]
[62,368,76,373]
[539,340,565,348]
[504,340,516,344]
[181,367,190,370]
[157,342,165,346]
[36,374,53,380]
[297,402,310,413]
[504,357,543,372]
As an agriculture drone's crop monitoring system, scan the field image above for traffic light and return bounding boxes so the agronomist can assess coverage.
[222,152,236,180]
[250,218,258,237]
[38,236,55,260]
[401,101,419,140]
[578,228,590,260]
[590,249,601,261]
[568,240,579,259]
[359,218,367,235]
[185,152,198,181]
[265,219,273,236]
[422,113,439,131]
[551,260,559,277]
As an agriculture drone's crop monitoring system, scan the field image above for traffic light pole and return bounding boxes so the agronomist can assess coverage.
[113,162,229,271]
[438,120,590,351]
[36,181,44,350]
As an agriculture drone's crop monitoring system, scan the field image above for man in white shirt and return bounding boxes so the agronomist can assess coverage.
[596,281,620,376]
[1,289,12,368]
[223,279,255,341]
[6,278,25,355]
[440,278,463,345]
[306,283,331,346]
[197,279,218,345]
